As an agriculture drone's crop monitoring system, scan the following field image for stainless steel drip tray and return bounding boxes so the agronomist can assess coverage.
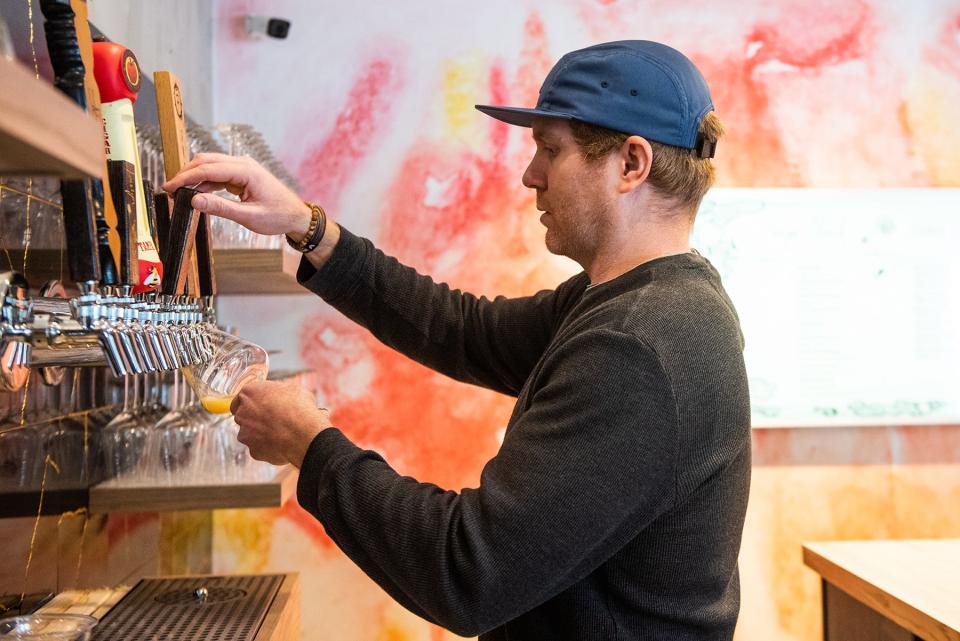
[91,575,285,641]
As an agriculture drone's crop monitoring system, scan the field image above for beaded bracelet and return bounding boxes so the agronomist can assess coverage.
[286,201,327,253]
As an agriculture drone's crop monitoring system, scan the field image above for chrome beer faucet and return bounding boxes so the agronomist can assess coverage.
[0,272,218,391]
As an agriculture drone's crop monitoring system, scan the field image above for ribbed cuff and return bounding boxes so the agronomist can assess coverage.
[296,225,367,302]
[295,427,360,519]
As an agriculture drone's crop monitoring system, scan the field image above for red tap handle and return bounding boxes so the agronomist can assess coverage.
[91,40,141,104]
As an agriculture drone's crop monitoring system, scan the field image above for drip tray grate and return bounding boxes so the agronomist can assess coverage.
[91,575,284,641]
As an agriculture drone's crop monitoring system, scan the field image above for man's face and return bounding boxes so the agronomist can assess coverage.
[522,118,616,265]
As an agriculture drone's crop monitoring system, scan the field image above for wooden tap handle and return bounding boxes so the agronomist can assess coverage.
[142,180,159,244]
[39,0,103,285]
[153,192,172,267]
[154,70,201,295]
[194,212,217,297]
[106,160,140,287]
[160,188,200,296]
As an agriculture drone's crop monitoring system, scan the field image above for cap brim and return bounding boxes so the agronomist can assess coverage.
[474,104,576,128]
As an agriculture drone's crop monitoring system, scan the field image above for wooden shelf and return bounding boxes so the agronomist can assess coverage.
[213,248,304,294]
[4,248,305,294]
[0,56,104,179]
[0,467,295,518]
[0,487,89,518]
[88,465,297,514]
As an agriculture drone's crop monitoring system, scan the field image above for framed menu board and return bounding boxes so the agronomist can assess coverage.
[693,189,960,427]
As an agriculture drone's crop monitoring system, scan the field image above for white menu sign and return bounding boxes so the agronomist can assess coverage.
[693,189,960,427]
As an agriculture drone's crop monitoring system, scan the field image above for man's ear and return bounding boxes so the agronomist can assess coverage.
[618,135,653,194]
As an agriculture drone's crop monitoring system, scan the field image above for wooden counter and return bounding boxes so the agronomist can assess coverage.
[803,539,960,641]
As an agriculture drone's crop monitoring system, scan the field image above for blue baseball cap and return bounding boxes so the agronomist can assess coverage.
[476,40,716,157]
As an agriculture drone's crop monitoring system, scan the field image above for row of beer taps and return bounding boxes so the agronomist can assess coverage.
[0,176,216,391]
[0,170,219,389]
[1,273,216,392]
[0,2,226,393]
[1,171,216,390]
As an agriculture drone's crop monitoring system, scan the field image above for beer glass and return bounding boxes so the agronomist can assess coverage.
[182,328,269,414]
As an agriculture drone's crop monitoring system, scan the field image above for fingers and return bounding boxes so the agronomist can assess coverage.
[194,182,244,197]
[235,426,287,465]
[177,152,249,178]
[194,182,227,193]
[229,392,242,415]
[181,152,241,170]
[163,165,247,194]
[190,192,252,222]
[161,156,252,193]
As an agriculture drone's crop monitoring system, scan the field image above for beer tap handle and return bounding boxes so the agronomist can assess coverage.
[153,192,172,267]
[92,181,118,286]
[194,212,217,298]
[155,70,201,295]
[106,160,140,288]
[143,180,160,245]
[55,181,101,285]
[93,38,164,294]
[38,0,101,284]
[38,1,86,106]
[161,188,201,296]
[39,0,120,287]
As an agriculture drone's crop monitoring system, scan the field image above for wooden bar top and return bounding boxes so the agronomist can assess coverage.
[803,539,960,641]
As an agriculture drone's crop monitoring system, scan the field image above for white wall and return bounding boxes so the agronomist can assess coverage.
[88,0,214,124]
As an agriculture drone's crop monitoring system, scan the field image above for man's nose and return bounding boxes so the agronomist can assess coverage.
[522,160,545,190]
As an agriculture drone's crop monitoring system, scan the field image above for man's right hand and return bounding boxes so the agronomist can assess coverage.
[161,152,313,237]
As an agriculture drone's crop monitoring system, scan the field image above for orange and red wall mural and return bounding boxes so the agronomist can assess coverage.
[211,1,960,640]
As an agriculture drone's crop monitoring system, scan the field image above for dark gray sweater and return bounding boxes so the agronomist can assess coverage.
[296,227,751,640]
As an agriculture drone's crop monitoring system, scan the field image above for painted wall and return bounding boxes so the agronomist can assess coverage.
[204,1,960,640]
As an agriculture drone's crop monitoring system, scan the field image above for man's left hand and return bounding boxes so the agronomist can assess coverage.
[230,380,332,468]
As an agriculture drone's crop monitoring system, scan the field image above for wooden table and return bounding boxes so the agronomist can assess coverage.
[803,540,960,641]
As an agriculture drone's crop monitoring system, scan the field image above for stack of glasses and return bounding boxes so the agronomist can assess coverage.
[0,330,285,493]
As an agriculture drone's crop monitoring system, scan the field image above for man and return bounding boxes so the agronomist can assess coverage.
[164,40,750,640]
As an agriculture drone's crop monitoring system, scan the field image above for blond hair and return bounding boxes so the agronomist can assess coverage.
[570,112,725,216]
